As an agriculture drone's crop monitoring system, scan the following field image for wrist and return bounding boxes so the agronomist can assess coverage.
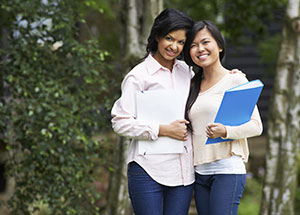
[159,124,168,137]
[222,125,227,138]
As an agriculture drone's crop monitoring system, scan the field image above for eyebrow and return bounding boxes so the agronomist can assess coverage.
[167,34,186,41]
[201,37,211,41]
[192,37,211,43]
[166,34,174,38]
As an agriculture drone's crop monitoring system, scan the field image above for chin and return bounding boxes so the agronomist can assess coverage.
[165,55,177,61]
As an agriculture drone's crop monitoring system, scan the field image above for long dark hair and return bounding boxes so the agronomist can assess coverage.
[184,20,226,131]
[145,8,193,58]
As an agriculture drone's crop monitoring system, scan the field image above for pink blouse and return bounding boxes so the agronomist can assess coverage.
[111,55,194,186]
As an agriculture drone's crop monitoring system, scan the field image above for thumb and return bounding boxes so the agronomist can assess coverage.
[210,123,219,127]
[178,119,189,124]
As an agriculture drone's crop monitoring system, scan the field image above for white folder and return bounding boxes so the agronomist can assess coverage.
[136,90,185,155]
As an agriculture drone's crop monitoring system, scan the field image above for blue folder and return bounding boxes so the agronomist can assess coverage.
[206,79,264,144]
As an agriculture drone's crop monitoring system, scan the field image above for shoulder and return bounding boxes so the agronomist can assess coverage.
[120,61,148,90]
[127,61,147,76]
[123,61,148,81]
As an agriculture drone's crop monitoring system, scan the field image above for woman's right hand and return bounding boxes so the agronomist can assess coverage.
[159,119,189,141]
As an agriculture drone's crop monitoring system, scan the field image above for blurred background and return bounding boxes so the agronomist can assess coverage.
[1,0,299,214]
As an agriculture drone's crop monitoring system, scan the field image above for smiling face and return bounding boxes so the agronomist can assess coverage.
[189,28,222,69]
[153,29,186,69]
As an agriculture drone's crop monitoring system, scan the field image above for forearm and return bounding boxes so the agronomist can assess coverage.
[112,116,159,141]
[225,107,263,139]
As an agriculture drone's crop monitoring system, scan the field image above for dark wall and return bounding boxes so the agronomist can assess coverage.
[224,45,274,132]
[223,19,282,132]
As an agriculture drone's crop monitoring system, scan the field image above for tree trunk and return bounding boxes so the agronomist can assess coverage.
[105,1,163,215]
[260,0,300,214]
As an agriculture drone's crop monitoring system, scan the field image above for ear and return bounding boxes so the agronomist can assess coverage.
[155,36,160,42]
[219,49,223,52]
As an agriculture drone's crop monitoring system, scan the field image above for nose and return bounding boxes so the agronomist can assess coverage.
[197,43,204,52]
[171,41,178,51]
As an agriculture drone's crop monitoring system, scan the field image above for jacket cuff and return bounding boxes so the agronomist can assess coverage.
[221,126,231,139]
[150,123,160,140]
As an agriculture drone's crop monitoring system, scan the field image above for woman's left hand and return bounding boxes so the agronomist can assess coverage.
[206,123,227,139]
[229,69,246,76]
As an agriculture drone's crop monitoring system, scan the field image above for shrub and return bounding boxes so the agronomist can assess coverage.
[0,0,114,214]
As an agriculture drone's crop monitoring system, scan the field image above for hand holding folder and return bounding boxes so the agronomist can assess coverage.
[206,79,264,144]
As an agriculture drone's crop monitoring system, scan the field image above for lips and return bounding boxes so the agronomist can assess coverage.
[197,53,209,60]
[166,49,177,57]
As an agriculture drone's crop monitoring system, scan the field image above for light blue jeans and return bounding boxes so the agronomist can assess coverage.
[194,173,246,215]
[127,162,194,215]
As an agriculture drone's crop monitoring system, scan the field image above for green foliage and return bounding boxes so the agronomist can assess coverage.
[296,186,300,214]
[295,154,300,214]
[221,0,286,44]
[78,0,120,57]
[0,0,115,214]
[257,34,282,76]
[165,0,225,23]
[166,0,287,75]
[166,0,287,45]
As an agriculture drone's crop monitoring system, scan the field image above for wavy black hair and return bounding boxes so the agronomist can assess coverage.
[145,8,194,58]
[183,20,226,131]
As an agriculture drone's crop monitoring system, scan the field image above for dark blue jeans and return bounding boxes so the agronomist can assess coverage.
[127,162,194,215]
[194,173,246,215]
